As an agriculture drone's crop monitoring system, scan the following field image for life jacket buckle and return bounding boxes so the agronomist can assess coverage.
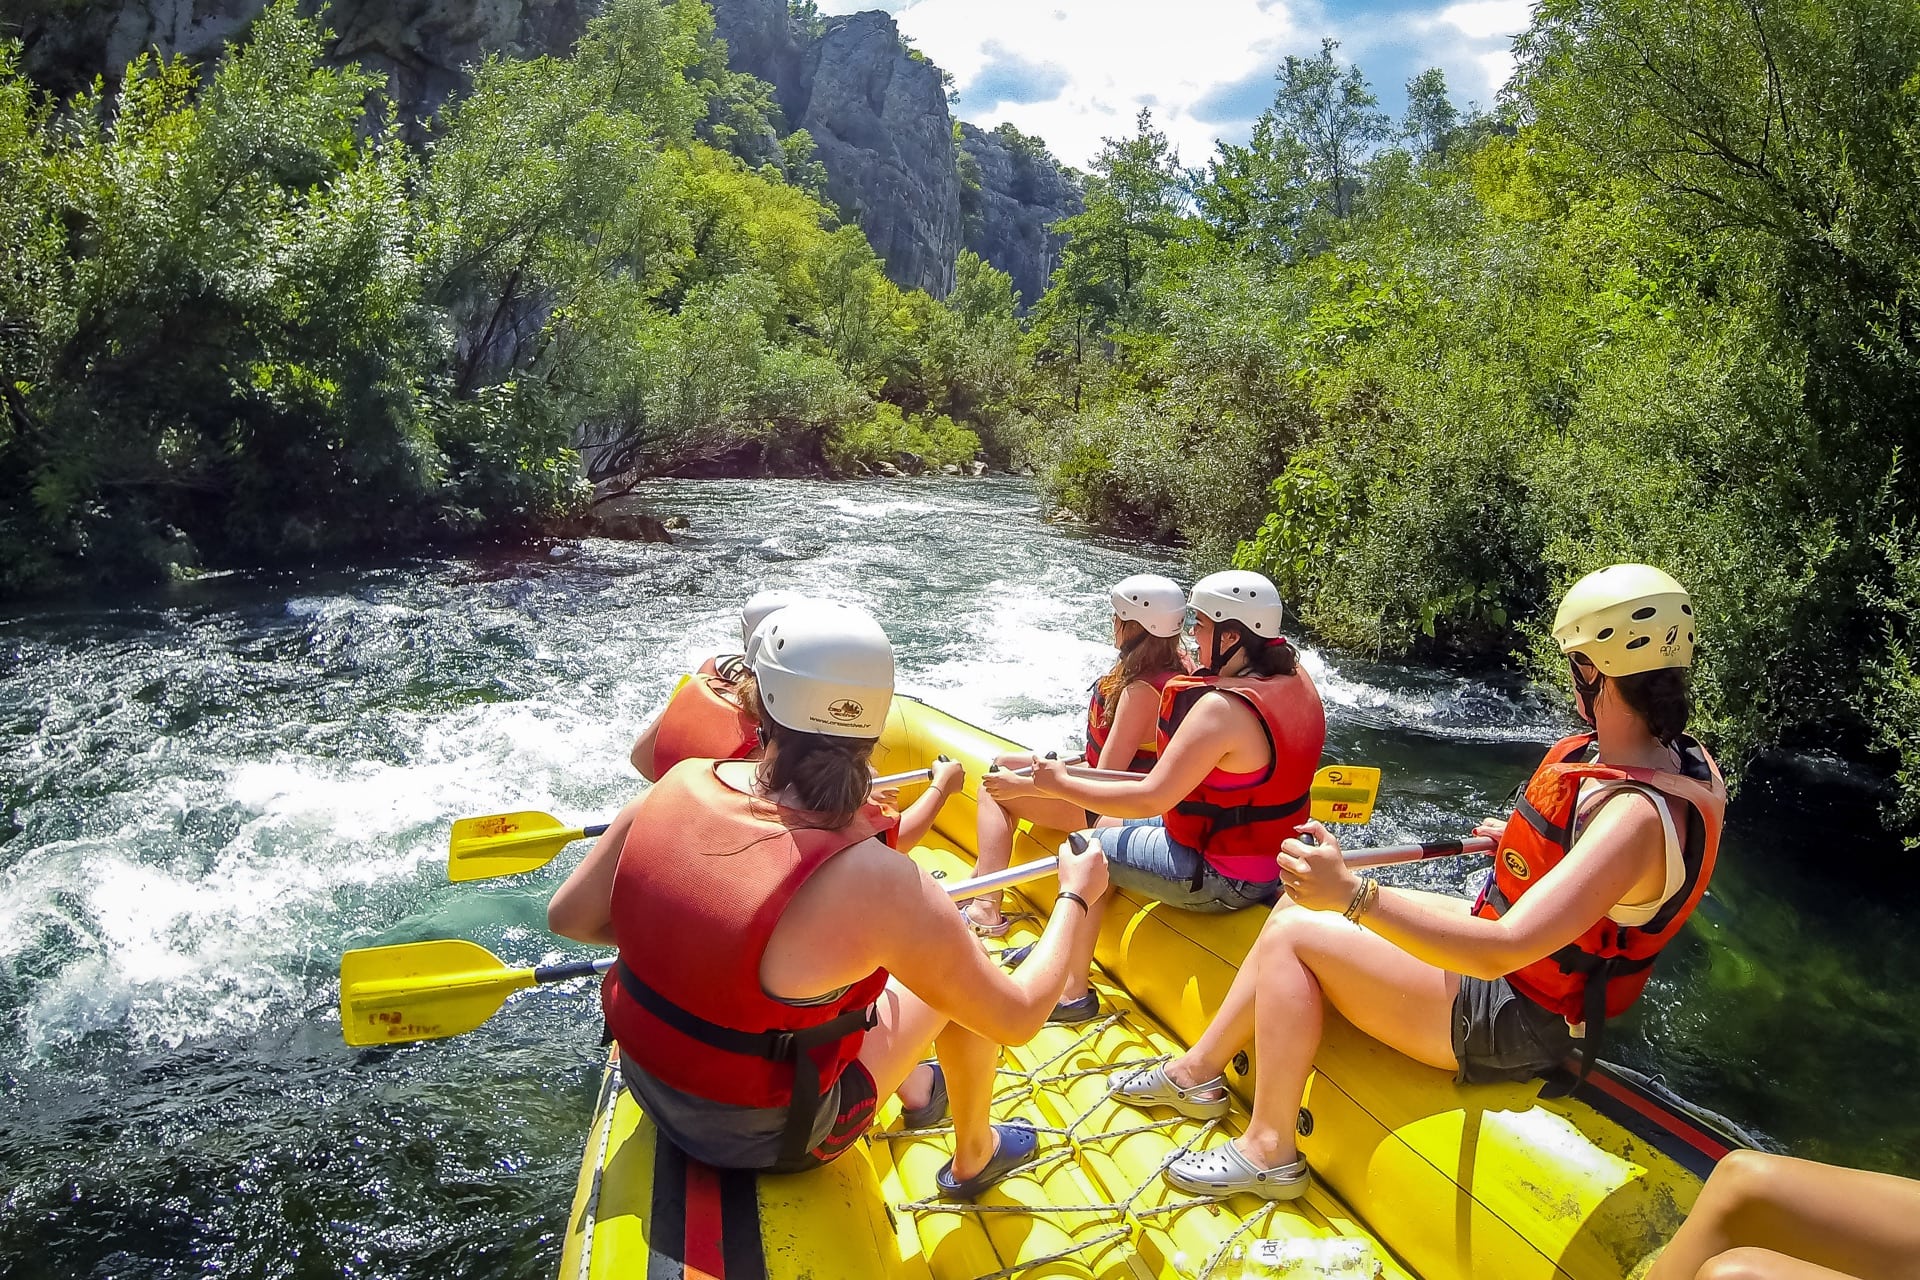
[768,1030,797,1062]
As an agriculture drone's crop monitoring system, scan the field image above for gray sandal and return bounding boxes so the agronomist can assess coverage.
[1108,1062,1231,1119]
[1164,1140,1309,1200]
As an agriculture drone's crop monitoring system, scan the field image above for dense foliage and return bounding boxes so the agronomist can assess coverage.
[1032,8,1920,829]
[0,0,1019,594]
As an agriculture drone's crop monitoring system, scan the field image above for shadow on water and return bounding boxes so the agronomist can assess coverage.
[1,476,1916,1280]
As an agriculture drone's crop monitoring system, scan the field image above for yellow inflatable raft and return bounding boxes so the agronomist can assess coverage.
[557,695,1746,1280]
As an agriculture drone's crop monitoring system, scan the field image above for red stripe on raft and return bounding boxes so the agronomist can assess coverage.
[1584,1068,1731,1162]
[683,1158,727,1279]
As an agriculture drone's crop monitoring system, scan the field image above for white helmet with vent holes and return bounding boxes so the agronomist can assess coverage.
[1110,574,1187,638]
[751,602,894,738]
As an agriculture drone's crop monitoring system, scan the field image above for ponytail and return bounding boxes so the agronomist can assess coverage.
[1217,625,1299,678]
[757,720,877,829]
[1609,667,1691,745]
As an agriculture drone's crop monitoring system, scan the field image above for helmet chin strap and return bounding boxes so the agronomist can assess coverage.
[1195,625,1250,678]
[1569,658,1604,726]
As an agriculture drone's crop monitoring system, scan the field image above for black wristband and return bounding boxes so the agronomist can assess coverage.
[1056,890,1090,913]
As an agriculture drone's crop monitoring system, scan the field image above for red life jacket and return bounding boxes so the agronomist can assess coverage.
[1084,668,1182,771]
[1157,670,1327,883]
[1473,732,1726,1042]
[647,669,758,778]
[601,760,895,1167]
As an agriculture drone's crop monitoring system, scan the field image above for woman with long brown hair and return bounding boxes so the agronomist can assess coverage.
[549,602,1108,1196]
[961,574,1188,937]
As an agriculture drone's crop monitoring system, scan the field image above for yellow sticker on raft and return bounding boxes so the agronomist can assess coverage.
[1309,765,1380,825]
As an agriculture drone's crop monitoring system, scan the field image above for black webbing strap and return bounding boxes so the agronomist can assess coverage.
[1513,792,1570,844]
[1172,792,1310,832]
[615,960,878,1168]
[1172,793,1309,891]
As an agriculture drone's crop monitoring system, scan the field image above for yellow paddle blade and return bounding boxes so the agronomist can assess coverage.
[339,939,535,1046]
[447,810,588,883]
[1310,765,1381,825]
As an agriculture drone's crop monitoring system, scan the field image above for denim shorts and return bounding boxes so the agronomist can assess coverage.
[1094,817,1278,913]
[1451,975,1577,1084]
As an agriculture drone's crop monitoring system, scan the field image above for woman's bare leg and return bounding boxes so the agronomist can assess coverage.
[1235,909,1458,1169]
[1646,1150,1920,1280]
[1692,1250,1863,1280]
[859,979,1006,1180]
[1169,889,1470,1098]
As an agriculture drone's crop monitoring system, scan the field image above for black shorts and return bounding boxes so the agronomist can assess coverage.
[787,1060,879,1172]
[619,1052,880,1173]
[1451,975,1577,1084]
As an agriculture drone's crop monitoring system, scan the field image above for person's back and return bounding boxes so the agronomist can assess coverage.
[551,600,1112,1197]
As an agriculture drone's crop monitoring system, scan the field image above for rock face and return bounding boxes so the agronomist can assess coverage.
[957,121,1081,310]
[14,0,590,121]
[709,0,960,296]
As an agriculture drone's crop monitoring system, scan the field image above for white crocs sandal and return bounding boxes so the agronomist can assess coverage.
[1108,1062,1231,1119]
[1164,1141,1310,1201]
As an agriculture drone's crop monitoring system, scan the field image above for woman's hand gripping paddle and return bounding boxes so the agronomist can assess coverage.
[446,766,937,883]
[1004,759,1383,825]
[350,833,1492,1047]
[346,846,1059,1047]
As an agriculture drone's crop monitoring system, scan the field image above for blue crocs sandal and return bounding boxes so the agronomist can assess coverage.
[936,1120,1041,1201]
[900,1062,949,1129]
[1047,992,1100,1024]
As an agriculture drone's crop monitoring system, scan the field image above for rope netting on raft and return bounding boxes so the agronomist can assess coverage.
[871,1007,1373,1280]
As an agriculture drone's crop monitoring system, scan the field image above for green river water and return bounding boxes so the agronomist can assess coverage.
[1,477,1915,1279]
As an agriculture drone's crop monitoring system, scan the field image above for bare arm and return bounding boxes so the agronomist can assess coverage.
[766,837,1110,1045]
[1034,692,1262,817]
[1093,680,1161,771]
[629,710,665,780]
[890,757,963,850]
[547,794,645,946]
[1278,795,1665,980]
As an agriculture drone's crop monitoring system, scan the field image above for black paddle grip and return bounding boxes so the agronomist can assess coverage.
[533,959,605,985]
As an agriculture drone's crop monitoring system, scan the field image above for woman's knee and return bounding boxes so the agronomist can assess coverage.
[1694,1247,1788,1280]
[1702,1149,1787,1214]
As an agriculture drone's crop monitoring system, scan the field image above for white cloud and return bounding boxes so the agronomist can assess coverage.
[815,0,1531,168]
[820,0,1301,167]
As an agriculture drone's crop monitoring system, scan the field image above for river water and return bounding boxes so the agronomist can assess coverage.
[1,476,1915,1279]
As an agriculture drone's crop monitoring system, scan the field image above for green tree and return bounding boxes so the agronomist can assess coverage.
[1269,38,1391,218]
[1401,67,1460,162]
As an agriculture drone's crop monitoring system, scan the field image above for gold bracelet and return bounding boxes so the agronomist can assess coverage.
[1343,877,1379,923]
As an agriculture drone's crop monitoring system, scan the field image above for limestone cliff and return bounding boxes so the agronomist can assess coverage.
[957,121,1080,310]
[11,0,589,121]
[707,0,959,295]
[707,0,1078,304]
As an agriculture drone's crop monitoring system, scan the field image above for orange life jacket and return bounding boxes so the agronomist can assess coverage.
[1156,670,1327,883]
[1084,668,1181,772]
[648,668,758,778]
[1473,732,1725,1044]
[602,760,895,1169]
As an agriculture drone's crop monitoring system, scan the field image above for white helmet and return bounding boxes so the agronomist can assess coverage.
[1189,570,1285,638]
[1110,574,1187,638]
[741,590,806,649]
[751,602,894,738]
[1552,564,1695,676]
[742,610,786,667]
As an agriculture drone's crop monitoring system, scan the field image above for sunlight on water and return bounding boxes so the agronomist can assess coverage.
[1,476,1913,1278]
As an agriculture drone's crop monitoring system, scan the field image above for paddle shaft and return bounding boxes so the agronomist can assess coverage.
[537,956,615,985]
[943,835,1494,900]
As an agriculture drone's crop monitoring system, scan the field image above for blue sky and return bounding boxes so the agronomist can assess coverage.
[815,0,1533,169]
